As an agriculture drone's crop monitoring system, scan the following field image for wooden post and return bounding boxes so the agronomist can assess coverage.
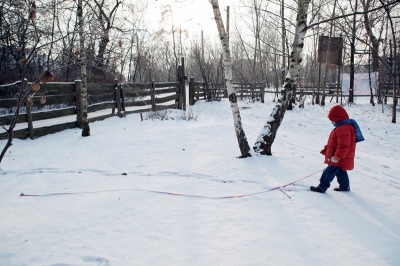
[203,82,206,100]
[116,83,122,117]
[261,82,265,103]
[384,81,389,104]
[151,80,156,111]
[240,82,244,100]
[189,77,194,105]
[224,83,228,98]
[120,84,126,112]
[180,57,186,111]
[26,103,34,139]
[75,80,82,128]
[251,82,255,101]
[24,79,34,139]
[112,79,118,115]
[176,65,182,108]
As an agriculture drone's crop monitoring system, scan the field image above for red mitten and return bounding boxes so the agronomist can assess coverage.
[320,149,326,155]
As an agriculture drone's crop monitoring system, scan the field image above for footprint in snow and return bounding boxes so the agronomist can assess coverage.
[82,256,110,266]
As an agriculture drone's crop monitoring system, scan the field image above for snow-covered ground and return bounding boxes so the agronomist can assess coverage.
[0,89,399,265]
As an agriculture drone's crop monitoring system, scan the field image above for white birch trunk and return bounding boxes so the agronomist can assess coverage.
[253,0,311,155]
[210,0,251,157]
[78,0,90,136]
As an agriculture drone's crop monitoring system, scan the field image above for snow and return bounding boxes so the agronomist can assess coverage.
[0,86,399,265]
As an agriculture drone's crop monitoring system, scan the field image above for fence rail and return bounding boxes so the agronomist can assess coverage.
[189,80,266,104]
[189,80,400,109]
[2,75,398,140]
[0,79,184,140]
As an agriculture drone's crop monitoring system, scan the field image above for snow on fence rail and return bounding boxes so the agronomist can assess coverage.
[0,79,185,140]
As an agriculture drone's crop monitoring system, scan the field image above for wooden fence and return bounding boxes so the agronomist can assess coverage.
[378,82,399,103]
[295,82,339,95]
[3,74,394,140]
[0,79,185,140]
[189,80,265,104]
[295,81,399,100]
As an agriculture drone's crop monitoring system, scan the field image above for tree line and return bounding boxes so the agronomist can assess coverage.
[0,0,398,159]
[1,1,399,91]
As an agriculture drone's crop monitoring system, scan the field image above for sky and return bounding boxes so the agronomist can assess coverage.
[150,0,242,37]
[0,73,399,265]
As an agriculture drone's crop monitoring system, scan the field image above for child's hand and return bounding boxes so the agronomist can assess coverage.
[320,149,326,155]
[331,155,341,163]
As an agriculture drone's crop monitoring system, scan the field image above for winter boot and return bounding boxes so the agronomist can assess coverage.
[310,186,324,193]
[333,187,349,191]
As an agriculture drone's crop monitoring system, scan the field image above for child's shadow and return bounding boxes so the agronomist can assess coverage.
[330,191,400,262]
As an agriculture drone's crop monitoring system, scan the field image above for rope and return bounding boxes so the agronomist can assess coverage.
[20,169,323,199]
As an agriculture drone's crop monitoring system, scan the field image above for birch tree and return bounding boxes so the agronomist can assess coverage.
[209,0,251,158]
[77,0,90,136]
[253,0,311,155]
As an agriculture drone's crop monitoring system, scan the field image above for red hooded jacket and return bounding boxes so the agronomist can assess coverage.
[324,105,356,170]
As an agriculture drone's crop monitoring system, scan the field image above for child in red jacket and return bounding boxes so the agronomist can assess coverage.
[310,105,364,193]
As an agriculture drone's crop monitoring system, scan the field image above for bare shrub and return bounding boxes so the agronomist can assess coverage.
[186,107,202,121]
[145,110,169,120]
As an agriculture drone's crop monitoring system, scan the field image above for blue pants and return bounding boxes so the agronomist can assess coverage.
[318,165,350,192]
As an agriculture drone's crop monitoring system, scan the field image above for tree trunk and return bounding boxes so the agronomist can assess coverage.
[349,0,358,103]
[361,0,380,72]
[384,8,397,123]
[97,34,110,67]
[0,79,29,163]
[368,47,375,106]
[253,0,311,155]
[210,0,251,158]
[78,0,90,136]
[281,0,286,85]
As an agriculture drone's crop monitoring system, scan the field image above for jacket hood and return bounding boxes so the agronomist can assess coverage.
[327,105,349,123]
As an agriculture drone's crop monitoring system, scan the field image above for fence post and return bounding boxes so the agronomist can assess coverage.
[120,83,126,112]
[151,80,156,111]
[203,82,206,100]
[180,57,186,111]
[24,79,34,139]
[75,80,82,128]
[251,83,255,101]
[240,82,244,100]
[112,79,118,115]
[261,83,265,103]
[224,83,228,98]
[116,83,122,117]
[176,65,182,109]
[189,77,194,105]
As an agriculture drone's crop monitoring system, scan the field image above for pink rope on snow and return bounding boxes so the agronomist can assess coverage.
[20,169,323,199]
